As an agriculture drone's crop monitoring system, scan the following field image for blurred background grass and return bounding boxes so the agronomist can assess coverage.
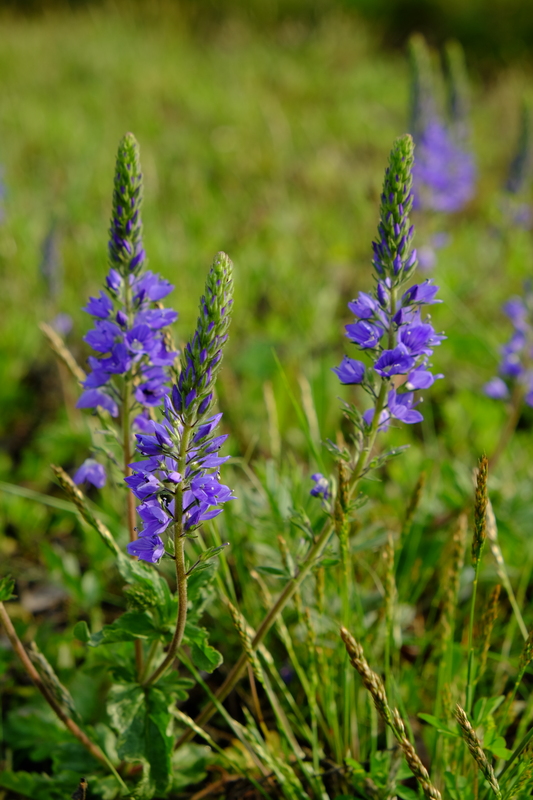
[0,0,532,629]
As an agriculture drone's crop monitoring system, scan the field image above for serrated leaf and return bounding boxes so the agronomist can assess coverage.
[108,684,173,798]
[85,612,162,647]
[184,623,223,672]
[116,553,169,604]
[0,576,15,602]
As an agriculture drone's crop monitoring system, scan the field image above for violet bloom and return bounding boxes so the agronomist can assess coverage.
[408,35,475,214]
[316,135,445,500]
[484,285,533,408]
[310,473,330,501]
[77,135,178,423]
[73,458,107,489]
[126,253,235,564]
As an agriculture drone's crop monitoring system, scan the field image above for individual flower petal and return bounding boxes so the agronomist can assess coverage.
[137,500,173,537]
[76,388,119,417]
[332,357,366,385]
[127,534,165,563]
[83,291,113,319]
[345,320,384,349]
[310,473,330,500]
[387,390,423,424]
[374,347,415,377]
[73,458,107,489]
[348,292,378,319]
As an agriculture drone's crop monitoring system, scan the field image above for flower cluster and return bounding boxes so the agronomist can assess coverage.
[484,285,533,407]
[333,134,445,432]
[74,134,178,487]
[78,269,177,420]
[409,35,475,214]
[412,120,476,214]
[126,252,235,563]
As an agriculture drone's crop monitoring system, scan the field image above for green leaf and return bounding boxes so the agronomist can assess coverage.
[418,713,459,737]
[159,672,195,702]
[255,565,289,578]
[444,771,471,800]
[116,552,169,605]
[0,770,71,800]
[85,612,162,647]
[0,575,16,602]
[184,622,223,672]
[108,684,173,798]
[396,788,419,800]
[485,735,513,760]
[171,743,212,791]
[472,695,505,725]
[73,620,90,643]
[187,543,229,576]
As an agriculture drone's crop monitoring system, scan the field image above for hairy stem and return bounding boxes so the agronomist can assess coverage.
[0,602,128,793]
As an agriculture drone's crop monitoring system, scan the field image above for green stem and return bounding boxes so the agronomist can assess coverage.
[139,639,160,684]
[176,383,388,748]
[175,517,335,747]
[466,557,482,714]
[143,424,192,686]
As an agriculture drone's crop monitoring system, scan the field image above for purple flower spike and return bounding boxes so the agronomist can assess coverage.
[125,253,235,562]
[73,458,107,489]
[327,134,444,484]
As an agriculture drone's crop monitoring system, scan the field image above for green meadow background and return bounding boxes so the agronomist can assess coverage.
[1,1,533,794]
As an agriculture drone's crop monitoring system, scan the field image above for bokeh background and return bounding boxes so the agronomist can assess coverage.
[0,0,532,555]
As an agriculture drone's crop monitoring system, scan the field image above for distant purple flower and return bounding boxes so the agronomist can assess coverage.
[417,246,436,272]
[485,283,533,406]
[51,313,73,336]
[412,119,475,213]
[73,458,107,489]
[484,377,509,400]
[310,473,330,501]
